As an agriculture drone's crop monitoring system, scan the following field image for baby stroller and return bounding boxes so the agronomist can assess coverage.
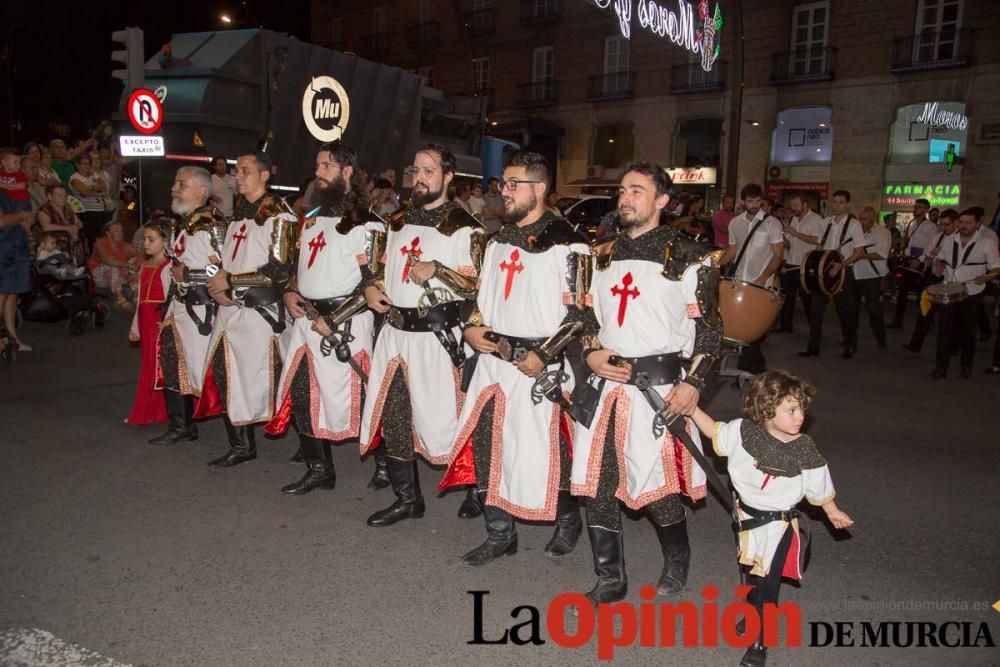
[19,265,111,336]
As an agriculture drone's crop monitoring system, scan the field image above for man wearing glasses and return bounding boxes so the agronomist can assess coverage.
[360,144,487,526]
[440,151,591,566]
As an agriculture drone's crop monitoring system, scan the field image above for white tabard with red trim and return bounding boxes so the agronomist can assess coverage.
[713,419,835,579]
[161,225,216,395]
[451,234,589,521]
[270,216,374,440]
[360,221,477,464]
[571,254,709,509]
[201,213,292,425]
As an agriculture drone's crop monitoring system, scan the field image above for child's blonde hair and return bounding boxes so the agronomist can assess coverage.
[742,370,816,424]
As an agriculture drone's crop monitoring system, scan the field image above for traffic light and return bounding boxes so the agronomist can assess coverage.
[111,27,145,91]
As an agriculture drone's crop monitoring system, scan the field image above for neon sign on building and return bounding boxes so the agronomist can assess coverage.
[883,183,961,207]
[592,0,724,71]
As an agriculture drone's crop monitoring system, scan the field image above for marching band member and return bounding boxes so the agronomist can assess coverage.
[930,208,1000,379]
[851,207,891,349]
[799,190,865,359]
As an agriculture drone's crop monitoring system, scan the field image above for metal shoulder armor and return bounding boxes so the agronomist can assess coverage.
[187,207,228,257]
[255,193,294,226]
[661,235,722,281]
[437,206,483,236]
[565,251,592,309]
[592,237,617,271]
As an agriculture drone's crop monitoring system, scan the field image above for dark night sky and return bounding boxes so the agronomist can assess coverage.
[1,0,309,147]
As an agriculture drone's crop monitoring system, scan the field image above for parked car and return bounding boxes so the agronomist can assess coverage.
[562,195,617,240]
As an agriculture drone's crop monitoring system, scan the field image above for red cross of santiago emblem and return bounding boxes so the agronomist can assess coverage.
[400,236,422,283]
[230,223,248,261]
[307,230,327,269]
[499,249,524,300]
[610,272,640,326]
[173,233,185,257]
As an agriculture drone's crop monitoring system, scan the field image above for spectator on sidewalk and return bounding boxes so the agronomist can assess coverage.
[69,154,110,247]
[210,156,236,218]
[712,194,737,249]
[0,148,32,215]
[88,221,140,310]
[35,183,87,265]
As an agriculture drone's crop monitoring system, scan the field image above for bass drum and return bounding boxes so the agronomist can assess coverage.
[719,278,782,346]
[800,249,846,296]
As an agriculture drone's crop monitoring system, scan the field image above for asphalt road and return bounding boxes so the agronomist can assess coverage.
[1,303,998,666]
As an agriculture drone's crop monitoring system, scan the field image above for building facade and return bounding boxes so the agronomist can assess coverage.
[311,0,1000,221]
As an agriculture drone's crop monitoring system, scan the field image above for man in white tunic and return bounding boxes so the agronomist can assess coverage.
[360,144,486,526]
[150,166,227,446]
[571,162,722,605]
[263,142,376,494]
[197,152,297,469]
[439,151,590,566]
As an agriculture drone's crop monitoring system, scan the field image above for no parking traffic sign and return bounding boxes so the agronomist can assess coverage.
[127,88,163,134]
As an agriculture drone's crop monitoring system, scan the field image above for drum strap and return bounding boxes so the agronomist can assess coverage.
[729,215,767,277]
[950,241,979,269]
[820,215,853,250]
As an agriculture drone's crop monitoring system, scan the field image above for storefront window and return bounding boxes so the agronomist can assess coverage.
[674,118,722,167]
[770,106,833,164]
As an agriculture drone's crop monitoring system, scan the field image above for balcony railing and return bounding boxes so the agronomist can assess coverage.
[586,72,635,101]
[457,88,495,110]
[361,32,390,59]
[407,21,440,49]
[670,61,726,93]
[891,28,972,73]
[517,80,558,107]
[769,46,837,84]
[520,0,561,24]
[465,9,497,38]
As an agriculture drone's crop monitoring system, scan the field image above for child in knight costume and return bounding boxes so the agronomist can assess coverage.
[570,162,723,607]
[149,166,228,446]
[263,142,377,495]
[197,152,297,469]
[692,370,853,667]
[439,151,591,566]
[360,144,486,526]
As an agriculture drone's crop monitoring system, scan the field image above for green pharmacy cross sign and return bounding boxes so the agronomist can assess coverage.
[592,0,724,72]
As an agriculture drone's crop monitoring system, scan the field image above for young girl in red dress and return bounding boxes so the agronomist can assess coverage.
[126,222,171,426]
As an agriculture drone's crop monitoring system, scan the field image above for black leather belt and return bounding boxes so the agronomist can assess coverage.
[242,286,283,308]
[609,352,682,386]
[308,295,350,316]
[181,284,213,306]
[387,301,461,333]
[486,333,556,362]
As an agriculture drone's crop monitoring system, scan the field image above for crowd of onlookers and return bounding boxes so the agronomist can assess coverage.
[0,122,145,357]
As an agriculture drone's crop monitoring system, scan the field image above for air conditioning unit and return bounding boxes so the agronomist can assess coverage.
[767,165,791,181]
[587,164,605,179]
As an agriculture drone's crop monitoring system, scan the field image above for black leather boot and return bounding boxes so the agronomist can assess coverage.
[740,641,767,666]
[148,391,198,445]
[207,420,257,469]
[461,492,517,566]
[367,448,391,489]
[366,457,426,526]
[584,526,627,605]
[544,490,582,557]
[281,434,336,495]
[457,486,483,518]
[289,445,305,465]
[654,519,691,597]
